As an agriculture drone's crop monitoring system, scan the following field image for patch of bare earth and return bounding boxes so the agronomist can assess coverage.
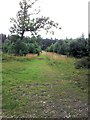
[7,83,88,118]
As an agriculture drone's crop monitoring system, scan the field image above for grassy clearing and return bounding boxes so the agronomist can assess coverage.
[2,53,88,118]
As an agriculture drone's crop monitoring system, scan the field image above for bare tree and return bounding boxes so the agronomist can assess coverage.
[10,0,61,40]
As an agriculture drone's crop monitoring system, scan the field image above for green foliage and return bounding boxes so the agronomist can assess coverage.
[2,39,15,54]
[14,40,29,55]
[47,39,70,55]
[2,38,28,55]
[2,35,41,56]
[53,42,61,53]
[28,42,41,55]
[47,35,88,58]
[40,38,57,50]
[69,38,88,58]
[75,57,90,69]
[47,44,54,52]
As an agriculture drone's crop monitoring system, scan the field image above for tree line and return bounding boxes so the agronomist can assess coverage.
[2,34,89,58]
[1,33,90,68]
[46,34,89,58]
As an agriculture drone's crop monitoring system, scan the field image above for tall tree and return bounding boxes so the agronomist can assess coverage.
[10,0,61,40]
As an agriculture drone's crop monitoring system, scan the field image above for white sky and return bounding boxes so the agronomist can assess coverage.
[0,0,89,39]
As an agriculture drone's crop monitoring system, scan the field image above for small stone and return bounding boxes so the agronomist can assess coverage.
[43,101,46,104]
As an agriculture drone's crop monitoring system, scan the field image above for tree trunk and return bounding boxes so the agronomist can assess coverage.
[20,30,25,40]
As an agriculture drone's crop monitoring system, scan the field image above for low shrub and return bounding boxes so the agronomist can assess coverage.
[75,57,90,69]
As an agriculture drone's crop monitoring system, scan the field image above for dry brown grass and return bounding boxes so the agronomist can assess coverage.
[26,53,37,59]
[41,51,47,55]
[46,52,67,61]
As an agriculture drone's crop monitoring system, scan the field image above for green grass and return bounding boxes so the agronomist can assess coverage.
[2,53,88,118]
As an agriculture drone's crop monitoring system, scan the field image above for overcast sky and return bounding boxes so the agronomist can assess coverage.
[0,0,89,39]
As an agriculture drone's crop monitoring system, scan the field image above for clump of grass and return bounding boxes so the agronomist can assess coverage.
[2,54,16,62]
[2,53,37,62]
[46,52,67,61]
[45,52,75,67]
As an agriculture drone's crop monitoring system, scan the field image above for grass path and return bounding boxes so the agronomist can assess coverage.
[2,53,88,118]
